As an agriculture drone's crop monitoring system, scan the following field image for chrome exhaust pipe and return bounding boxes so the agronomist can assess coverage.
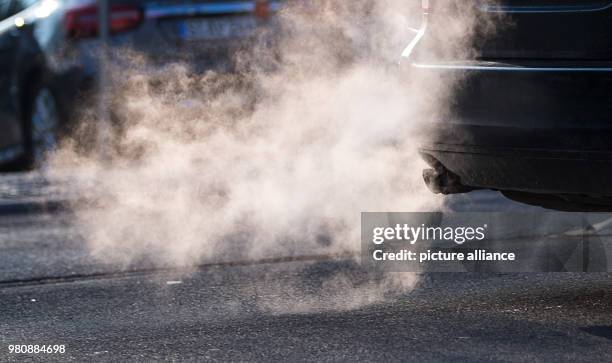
[420,154,476,195]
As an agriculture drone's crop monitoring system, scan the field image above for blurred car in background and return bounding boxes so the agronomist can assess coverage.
[0,0,69,169]
[0,0,282,170]
[406,0,612,211]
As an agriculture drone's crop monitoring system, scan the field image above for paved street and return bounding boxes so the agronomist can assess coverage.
[2,171,612,362]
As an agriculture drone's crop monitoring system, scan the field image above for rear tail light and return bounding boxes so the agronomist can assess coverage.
[254,0,270,20]
[65,4,143,39]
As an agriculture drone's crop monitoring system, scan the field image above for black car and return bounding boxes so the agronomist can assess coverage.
[406,0,612,211]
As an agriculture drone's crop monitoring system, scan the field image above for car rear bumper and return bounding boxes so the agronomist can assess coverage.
[420,144,612,196]
[411,60,612,197]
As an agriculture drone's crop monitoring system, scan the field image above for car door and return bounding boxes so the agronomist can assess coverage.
[0,0,24,161]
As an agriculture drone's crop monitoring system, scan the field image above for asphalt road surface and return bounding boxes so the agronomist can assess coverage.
[2,172,612,362]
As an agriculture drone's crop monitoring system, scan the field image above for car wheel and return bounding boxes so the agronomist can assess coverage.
[25,85,60,169]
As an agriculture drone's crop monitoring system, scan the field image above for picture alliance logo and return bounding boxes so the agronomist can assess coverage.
[372,224,488,245]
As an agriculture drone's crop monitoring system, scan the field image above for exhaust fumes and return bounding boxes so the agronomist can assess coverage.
[49,0,494,311]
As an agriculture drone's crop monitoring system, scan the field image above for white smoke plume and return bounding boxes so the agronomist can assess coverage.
[49,0,494,311]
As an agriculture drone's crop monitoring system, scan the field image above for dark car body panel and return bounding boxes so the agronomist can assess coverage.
[409,1,612,209]
[477,0,612,60]
[0,1,50,163]
[0,22,23,152]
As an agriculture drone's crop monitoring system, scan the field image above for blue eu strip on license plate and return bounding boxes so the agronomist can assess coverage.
[178,16,258,41]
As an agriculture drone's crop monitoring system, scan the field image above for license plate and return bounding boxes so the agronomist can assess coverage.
[178,16,258,41]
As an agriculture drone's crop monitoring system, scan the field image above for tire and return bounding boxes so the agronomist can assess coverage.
[18,83,62,170]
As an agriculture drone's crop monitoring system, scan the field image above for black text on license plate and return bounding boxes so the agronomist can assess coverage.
[179,17,257,40]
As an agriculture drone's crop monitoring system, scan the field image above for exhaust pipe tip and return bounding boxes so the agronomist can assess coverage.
[423,168,445,194]
[419,152,477,195]
[422,165,476,195]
